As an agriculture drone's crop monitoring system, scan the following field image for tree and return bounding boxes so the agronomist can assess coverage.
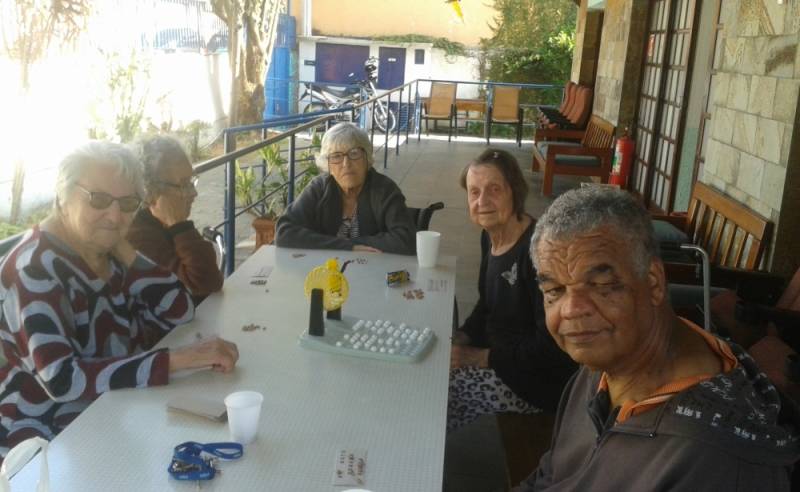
[481,0,576,104]
[0,0,90,223]
[210,0,285,126]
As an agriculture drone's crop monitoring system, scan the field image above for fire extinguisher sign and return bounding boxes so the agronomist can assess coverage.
[612,146,623,174]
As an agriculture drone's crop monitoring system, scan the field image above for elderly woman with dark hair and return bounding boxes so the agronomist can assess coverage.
[275,123,416,254]
[0,141,238,461]
[448,149,576,430]
[127,135,223,300]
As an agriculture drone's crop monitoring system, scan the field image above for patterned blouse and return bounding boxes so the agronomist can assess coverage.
[0,227,194,459]
[337,209,361,239]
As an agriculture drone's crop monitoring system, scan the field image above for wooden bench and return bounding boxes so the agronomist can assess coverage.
[531,115,615,196]
[654,181,774,285]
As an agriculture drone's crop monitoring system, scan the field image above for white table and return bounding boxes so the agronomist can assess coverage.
[12,246,456,491]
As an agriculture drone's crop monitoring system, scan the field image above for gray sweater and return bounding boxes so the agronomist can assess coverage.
[275,168,416,255]
[514,342,800,491]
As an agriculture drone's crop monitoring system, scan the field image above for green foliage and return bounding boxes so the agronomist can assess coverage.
[481,0,577,105]
[235,135,321,219]
[0,222,25,240]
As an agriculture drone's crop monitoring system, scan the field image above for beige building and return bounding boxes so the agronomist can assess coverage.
[289,0,497,47]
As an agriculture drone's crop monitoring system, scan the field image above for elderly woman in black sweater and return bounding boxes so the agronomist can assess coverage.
[275,123,416,254]
[448,149,576,430]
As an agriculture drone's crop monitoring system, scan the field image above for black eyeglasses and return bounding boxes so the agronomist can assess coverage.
[326,148,365,165]
[156,176,199,193]
[74,184,141,213]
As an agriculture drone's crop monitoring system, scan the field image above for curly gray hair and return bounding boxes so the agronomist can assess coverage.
[315,123,374,172]
[54,141,144,210]
[132,135,191,201]
[530,186,659,277]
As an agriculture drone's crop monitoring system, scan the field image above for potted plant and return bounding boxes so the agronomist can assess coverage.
[235,134,321,249]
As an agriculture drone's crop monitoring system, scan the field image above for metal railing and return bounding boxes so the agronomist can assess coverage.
[196,77,561,275]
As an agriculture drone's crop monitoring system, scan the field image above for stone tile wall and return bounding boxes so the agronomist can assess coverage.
[593,0,648,130]
[704,0,800,272]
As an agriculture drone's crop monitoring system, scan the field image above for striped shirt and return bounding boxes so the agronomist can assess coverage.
[0,227,194,459]
[337,210,361,239]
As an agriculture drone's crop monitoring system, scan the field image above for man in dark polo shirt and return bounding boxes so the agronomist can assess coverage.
[515,187,799,491]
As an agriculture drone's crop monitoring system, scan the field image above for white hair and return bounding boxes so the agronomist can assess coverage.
[530,187,659,277]
[54,141,144,210]
[315,123,374,172]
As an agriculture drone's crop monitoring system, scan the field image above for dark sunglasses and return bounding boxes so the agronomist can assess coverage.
[74,184,141,213]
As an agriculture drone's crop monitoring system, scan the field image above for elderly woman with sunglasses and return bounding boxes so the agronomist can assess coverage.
[127,136,223,301]
[275,123,416,254]
[0,141,238,461]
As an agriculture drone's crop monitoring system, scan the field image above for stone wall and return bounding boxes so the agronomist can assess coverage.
[593,0,648,130]
[571,2,603,86]
[704,0,800,273]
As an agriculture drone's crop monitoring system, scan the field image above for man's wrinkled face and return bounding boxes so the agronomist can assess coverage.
[534,226,665,373]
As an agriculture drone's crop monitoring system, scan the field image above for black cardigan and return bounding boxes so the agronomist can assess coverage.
[459,221,576,412]
[275,168,416,255]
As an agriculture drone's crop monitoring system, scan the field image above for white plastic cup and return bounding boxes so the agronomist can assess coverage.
[416,231,441,268]
[224,391,263,445]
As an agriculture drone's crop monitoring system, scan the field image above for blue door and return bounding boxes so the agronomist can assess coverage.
[377,47,406,90]
[315,43,369,85]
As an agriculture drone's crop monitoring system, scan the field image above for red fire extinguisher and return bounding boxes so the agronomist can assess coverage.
[609,128,634,188]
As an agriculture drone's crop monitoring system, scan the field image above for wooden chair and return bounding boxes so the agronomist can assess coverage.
[537,85,594,139]
[531,115,615,196]
[418,82,457,142]
[538,81,578,127]
[654,181,774,284]
[486,86,523,147]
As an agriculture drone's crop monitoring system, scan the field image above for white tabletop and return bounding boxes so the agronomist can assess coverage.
[11,246,456,491]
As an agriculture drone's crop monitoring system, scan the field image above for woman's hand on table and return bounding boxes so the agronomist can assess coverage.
[169,337,239,373]
[450,345,490,369]
[353,244,382,253]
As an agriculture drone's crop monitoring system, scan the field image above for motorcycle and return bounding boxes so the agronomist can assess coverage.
[300,57,397,133]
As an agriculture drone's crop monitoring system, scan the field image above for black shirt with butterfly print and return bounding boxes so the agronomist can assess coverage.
[459,219,576,412]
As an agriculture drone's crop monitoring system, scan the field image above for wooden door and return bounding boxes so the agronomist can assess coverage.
[692,0,724,186]
[632,0,699,212]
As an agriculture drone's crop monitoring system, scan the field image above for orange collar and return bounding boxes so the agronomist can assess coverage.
[597,320,738,422]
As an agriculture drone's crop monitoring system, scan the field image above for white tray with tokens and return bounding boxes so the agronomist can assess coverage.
[299,315,436,363]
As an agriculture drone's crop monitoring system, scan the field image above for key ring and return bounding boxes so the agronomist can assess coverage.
[168,441,243,481]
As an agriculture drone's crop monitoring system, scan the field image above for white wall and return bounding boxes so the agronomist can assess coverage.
[297,37,483,98]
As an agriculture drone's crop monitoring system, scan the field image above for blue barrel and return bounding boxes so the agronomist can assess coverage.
[264,14,296,119]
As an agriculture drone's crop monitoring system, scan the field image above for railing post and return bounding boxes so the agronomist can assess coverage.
[223,131,236,277]
[383,92,390,169]
[406,84,411,144]
[370,100,376,143]
[396,87,402,155]
[288,135,296,204]
[414,80,421,137]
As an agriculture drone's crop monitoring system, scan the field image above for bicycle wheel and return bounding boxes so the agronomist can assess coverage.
[372,103,397,133]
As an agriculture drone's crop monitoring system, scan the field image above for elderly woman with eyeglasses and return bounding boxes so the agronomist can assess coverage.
[275,123,416,254]
[0,141,238,461]
[127,135,223,301]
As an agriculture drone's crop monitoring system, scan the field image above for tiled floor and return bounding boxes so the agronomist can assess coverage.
[191,132,588,492]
